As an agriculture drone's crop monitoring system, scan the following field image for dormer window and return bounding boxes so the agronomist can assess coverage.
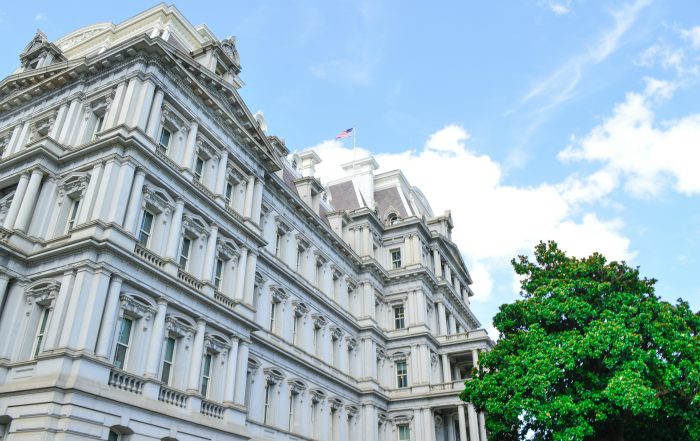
[387,213,400,225]
[158,128,171,154]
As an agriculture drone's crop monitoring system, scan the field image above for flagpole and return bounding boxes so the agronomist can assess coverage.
[353,125,357,166]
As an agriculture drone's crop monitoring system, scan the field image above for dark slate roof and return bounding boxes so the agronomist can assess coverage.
[328,181,360,211]
[375,186,410,220]
[282,169,299,195]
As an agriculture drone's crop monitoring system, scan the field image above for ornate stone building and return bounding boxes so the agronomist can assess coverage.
[0,5,492,441]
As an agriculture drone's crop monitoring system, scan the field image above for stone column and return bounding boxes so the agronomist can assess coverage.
[104,81,127,129]
[91,159,118,221]
[49,103,68,139]
[433,249,442,278]
[134,80,156,130]
[201,225,218,283]
[116,77,139,126]
[478,412,488,441]
[57,100,79,144]
[437,302,447,335]
[187,319,206,393]
[3,172,29,229]
[145,88,166,139]
[77,162,104,224]
[164,199,185,259]
[424,408,436,441]
[446,415,456,441]
[233,247,248,300]
[243,177,255,218]
[243,251,258,305]
[223,336,239,405]
[181,121,199,169]
[14,169,44,232]
[233,341,250,405]
[441,354,451,383]
[468,404,480,441]
[123,169,146,233]
[215,151,229,196]
[95,276,124,360]
[472,349,479,369]
[107,161,136,224]
[251,178,264,223]
[144,298,168,379]
[457,405,468,441]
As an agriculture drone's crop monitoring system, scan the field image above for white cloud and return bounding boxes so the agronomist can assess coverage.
[521,0,650,113]
[560,78,700,197]
[34,13,47,22]
[681,26,700,49]
[307,124,635,302]
[546,1,572,15]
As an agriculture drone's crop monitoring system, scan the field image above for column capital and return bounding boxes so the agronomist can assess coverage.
[134,168,147,177]
[156,297,169,306]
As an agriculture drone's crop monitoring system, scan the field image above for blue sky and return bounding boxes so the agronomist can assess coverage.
[1,1,699,335]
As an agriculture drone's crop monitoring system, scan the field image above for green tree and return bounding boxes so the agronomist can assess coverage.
[461,241,700,441]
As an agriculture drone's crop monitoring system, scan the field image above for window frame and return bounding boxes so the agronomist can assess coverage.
[394,305,406,329]
[194,155,205,182]
[391,248,402,270]
[200,352,212,397]
[397,423,410,441]
[113,316,134,369]
[158,127,172,154]
[160,336,176,385]
[137,210,155,247]
[396,360,408,389]
[214,258,224,290]
[179,236,192,269]
[65,197,80,232]
[31,308,50,358]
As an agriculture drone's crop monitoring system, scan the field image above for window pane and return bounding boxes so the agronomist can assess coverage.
[117,318,133,345]
[163,337,175,361]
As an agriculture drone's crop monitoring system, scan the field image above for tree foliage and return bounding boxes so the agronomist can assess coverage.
[460,241,700,441]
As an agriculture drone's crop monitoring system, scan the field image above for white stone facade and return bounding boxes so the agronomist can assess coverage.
[0,5,492,441]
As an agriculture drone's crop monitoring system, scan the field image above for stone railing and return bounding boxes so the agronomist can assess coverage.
[200,399,225,419]
[108,369,144,395]
[133,243,165,269]
[214,291,235,309]
[177,268,203,290]
[429,381,456,392]
[158,385,187,408]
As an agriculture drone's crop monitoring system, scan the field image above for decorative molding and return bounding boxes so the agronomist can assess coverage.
[119,294,155,320]
[24,279,61,307]
[263,367,285,385]
[165,314,195,339]
[288,378,307,395]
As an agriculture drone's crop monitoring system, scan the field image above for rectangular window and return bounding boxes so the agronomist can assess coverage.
[214,259,224,290]
[200,353,212,396]
[296,247,303,272]
[32,308,50,358]
[137,211,154,247]
[92,115,104,140]
[275,232,282,258]
[160,337,176,384]
[66,199,80,232]
[269,301,276,332]
[288,394,295,431]
[316,262,323,288]
[225,181,233,204]
[194,156,205,182]
[158,128,171,154]
[396,360,408,388]
[263,384,272,425]
[113,317,133,369]
[398,424,410,441]
[292,316,299,345]
[179,237,191,269]
[391,249,402,269]
[394,305,406,329]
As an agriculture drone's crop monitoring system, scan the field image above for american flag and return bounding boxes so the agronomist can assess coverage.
[336,128,353,139]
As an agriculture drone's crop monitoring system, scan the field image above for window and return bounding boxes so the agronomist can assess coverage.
[194,156,205,182]
[313,327,319,351]
[275,232,282,258]
[179,237,191,269]
[292,316,299,345]
[296,247,303,272]
[225,181,233,204]
[32,308,50,358]
[387,213,399,225]
[158,128,171,154]
[394,305,405,329]
[92,115,104,140]
[66,198,80,232]
[108,430,121,441]
[263,384,272,425]
[391,249,402,269]
[269,301,276,332]
[113,317,133,369]
[396,360,408,388]
[137,211,154,247]
[214,259,224,290]
[397,424,410,441]
[200,353,212,396]
[315,262,323,287]
[288,394,295,431]
[160,337,176,384]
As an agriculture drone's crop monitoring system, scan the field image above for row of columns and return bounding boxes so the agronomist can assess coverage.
[2,168,44,232]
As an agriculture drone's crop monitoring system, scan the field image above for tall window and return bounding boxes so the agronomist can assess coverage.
[214,259,224,290]
[263,384,272,425]
[394,305,406,329]
[396,360,408,388]
[391,249,402,269]
[108,430,121,441]
[397,424,410,441]
[225,181,233,204]
[160,337,176,384]
[137,211,154,247]
[179,237,191,269]
[32,308,50,358]
[158,128,171,154]
[275,232,282,258]
[66,198,80,232]
[92,115,104,140]
[292,315,299,345]
[269,301,277,332]
[288,394,295,432]
[315,262,323,288]
[296,247,303,272]
[200,353,212,396]
[113,317,133,369]
[194,156,205,182]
